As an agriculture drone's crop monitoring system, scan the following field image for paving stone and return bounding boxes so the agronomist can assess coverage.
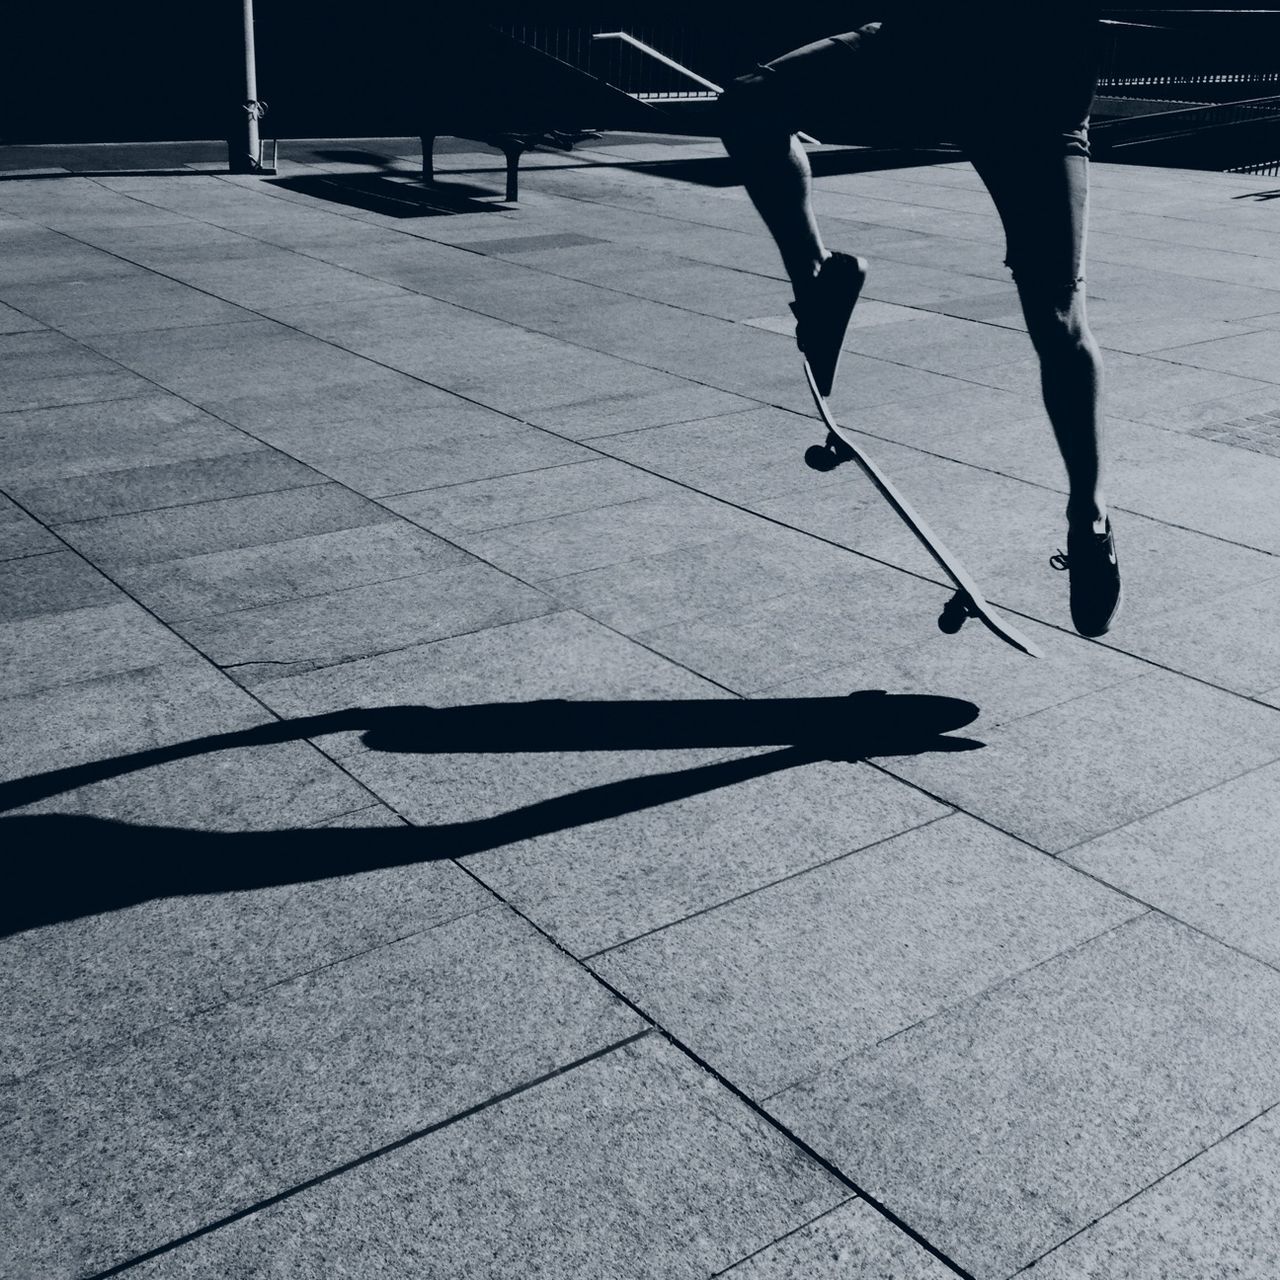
[1111,574,1280,694]
[1028,1110,1280,1280]
[597,405,840,506]
[0,329,121,380]
[307,421,593,497]
[385,457,676,533]
[770,913,1280,1280]
[635,560,942,694]
[542,523,856,636]
[469,744,948,956]
[1,825,483,1079]
[888,670,1280,853]
[508,381,759,440]
[454,490,759,581]
[124,1035,846,1280]
[175,561,554,684]
[0,550,118,621]
[4,908,642,1278]
[1065,761,1280,968]
[56,482,391,568]
[755,614,1143,732]
[116,520,471,622]
[0,394,259,486]
[0,658,269,784]
[597,813,1138,1098]
[10,448,320,524]
[0,300,41,333]
[0,601,194,699]
[719,1199,954,1279]
[1150,331,1280,387]
[4,274,250,336]
[0,367,149,413]
[6,737,371,831]
[0,508,61,560]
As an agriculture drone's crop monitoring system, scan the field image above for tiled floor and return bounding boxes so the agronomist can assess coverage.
[3,136,1280,1278]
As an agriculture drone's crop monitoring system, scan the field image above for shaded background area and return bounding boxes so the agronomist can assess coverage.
[4,3,1279,160]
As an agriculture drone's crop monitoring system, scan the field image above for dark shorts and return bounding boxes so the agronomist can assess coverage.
[729,22,1096,293]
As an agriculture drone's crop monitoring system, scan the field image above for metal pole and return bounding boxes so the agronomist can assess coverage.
[231,0,268,172]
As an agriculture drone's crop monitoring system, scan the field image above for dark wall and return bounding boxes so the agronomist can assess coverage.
[3,3,1276,145]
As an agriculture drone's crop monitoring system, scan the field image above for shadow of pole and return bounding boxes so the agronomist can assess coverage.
[2,690,982,937]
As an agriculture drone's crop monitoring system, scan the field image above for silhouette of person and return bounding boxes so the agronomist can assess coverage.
[719,3,1122,637]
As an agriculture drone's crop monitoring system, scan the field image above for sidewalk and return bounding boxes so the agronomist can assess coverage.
[3,135,1280,1279]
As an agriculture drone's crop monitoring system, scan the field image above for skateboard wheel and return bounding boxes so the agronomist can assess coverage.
[804,443,839,472]
[938,592,971,634]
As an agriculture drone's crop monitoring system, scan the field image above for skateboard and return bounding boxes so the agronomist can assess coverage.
[801,360,1042,659]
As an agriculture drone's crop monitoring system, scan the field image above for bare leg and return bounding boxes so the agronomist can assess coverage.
[722,123,829,293]
[718,37,868,295]
[973,150,1107,531]
[1021,282,1107,530]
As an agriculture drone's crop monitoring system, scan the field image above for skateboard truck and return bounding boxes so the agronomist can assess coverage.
[804,430,856,473]
[938,589,978,634]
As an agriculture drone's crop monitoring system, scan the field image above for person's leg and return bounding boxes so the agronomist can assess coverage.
[719,33,885,395]
[972,144,1121,635]
[717,39,851,295]
[971,148,1106,529]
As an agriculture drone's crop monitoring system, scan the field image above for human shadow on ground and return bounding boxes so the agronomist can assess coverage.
[1,690,981,937]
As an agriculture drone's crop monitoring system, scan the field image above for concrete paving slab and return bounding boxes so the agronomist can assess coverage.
[385,456,675,532]
[10,448,318,525]
[174,562,554,685]
[122,1034,846,1280]
[7,737,371,830]
[454,489,759,582]
[0,394,260,486]
[1065,761,1280,968]
[1027,1109,1280,1280]
[466,749,949,957]
[306,421,594,497]
[755,614,1144,733]
[249,608,732,750]
[635,562,942,694]
[3,274,251,336]
[771,913,1280,1280]
[887,669,1280,853]
[0,843,484,1080]
[596,405,839,507]
[596,813,1138,1099]
[0,300,42,333]
[0,658,269,784]
[719,1199,954,1279]
[1151,327,1280,383]
[0,600,195,699]
[55,481,390,569]
[518,381,756,439]
[4,908,642,1279]
[116,520,472,623]
[0,550,118,621]
[541,523,857,636]
[0,506,62,560]
[0,366,149,414]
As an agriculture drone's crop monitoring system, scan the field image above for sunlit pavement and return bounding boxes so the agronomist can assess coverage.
[4,135,1280,1279]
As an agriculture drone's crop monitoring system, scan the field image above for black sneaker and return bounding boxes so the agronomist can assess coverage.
[789,252,867,398]
[1050,517,1123,637]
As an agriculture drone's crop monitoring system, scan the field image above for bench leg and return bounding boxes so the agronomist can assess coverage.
[501,143,521,202]
[421,135,435,183]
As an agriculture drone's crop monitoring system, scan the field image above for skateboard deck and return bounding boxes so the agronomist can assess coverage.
[802,360,1042,659]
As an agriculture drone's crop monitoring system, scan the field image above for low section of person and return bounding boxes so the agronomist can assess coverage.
[718,2,1121,638]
